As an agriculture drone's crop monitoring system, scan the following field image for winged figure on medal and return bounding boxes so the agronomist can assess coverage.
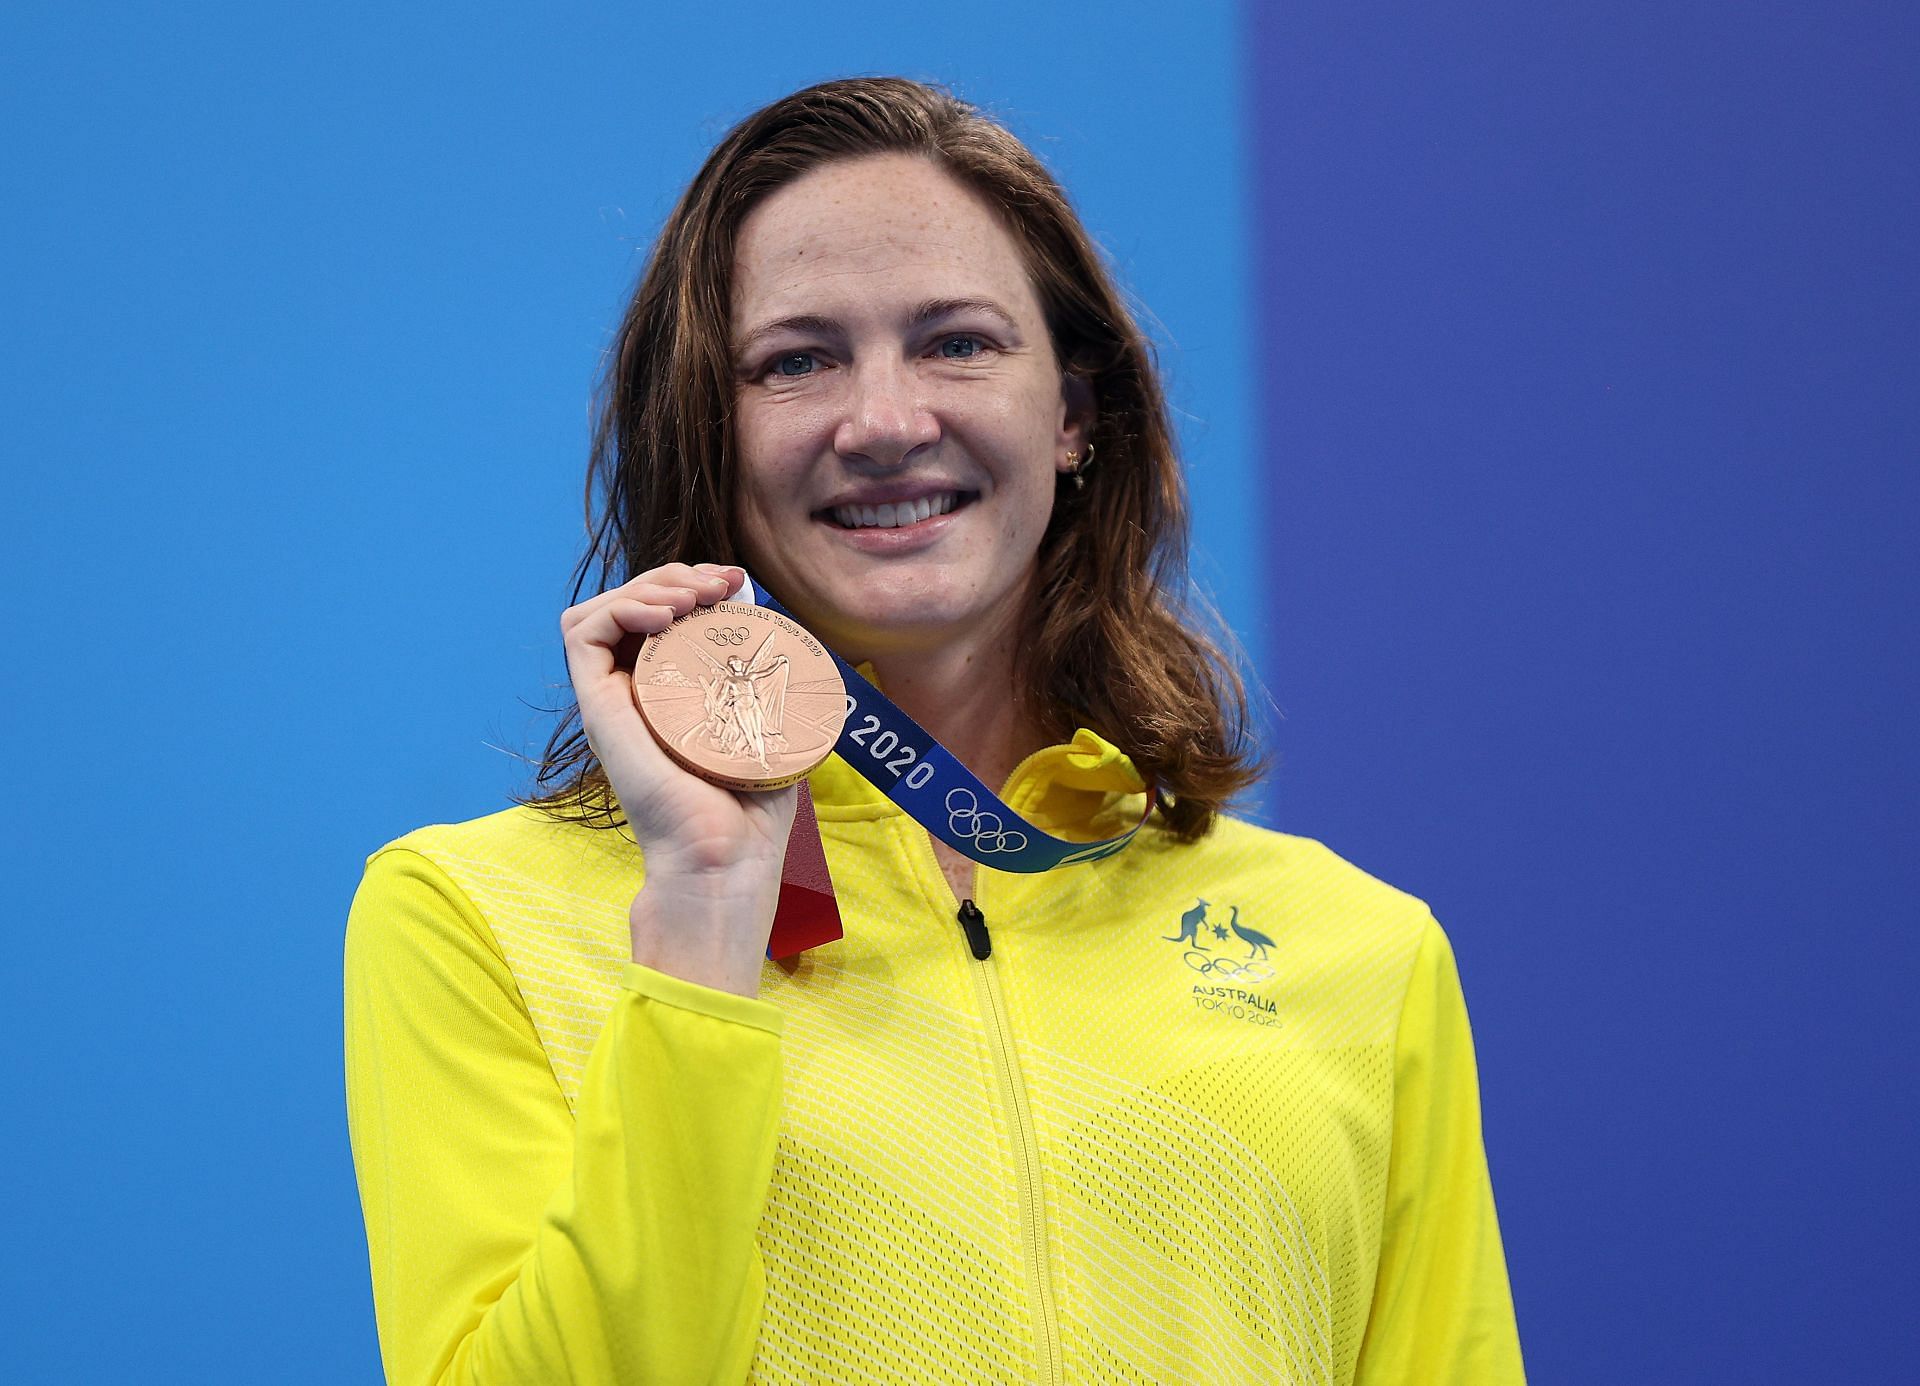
[683,628,790,772]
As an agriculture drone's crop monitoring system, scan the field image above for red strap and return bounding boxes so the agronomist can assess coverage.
[767,779,842,959]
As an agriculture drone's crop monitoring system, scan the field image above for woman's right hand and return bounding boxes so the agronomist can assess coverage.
[560,561,799,998]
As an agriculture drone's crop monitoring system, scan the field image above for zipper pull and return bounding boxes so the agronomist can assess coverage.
[957,898,992,961]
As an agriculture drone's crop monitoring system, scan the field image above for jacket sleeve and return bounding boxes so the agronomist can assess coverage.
[1354,914,1526,1384]
[343,844,784,1385]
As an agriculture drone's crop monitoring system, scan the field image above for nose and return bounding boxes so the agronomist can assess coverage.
[833,356,940,468]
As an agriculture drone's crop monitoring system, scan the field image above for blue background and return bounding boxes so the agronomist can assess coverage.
[3,2,1912,1380]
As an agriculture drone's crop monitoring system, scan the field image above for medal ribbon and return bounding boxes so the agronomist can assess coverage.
[741,576,1157,874]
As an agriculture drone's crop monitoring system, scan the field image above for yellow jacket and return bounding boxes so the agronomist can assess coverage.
[344,729,1524,1383]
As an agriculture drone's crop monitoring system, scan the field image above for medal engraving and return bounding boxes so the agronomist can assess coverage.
[632,602,848,790]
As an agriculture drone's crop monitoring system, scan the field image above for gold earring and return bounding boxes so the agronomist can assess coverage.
[1064,441,1096,491]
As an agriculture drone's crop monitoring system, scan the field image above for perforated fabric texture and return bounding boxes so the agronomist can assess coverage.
[344,734,1523,1383]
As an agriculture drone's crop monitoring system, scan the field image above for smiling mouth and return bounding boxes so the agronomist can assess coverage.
[821,490,975,530]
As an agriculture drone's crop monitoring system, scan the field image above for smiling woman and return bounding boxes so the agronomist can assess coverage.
[343,76,1526,1384]
[728,153,1098,823]
[537,86,1260,855]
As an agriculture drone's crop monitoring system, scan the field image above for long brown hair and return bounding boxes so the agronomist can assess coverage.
[517,76,1261,840]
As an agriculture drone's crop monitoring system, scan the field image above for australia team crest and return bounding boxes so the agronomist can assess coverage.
[1162,898,1281,1027]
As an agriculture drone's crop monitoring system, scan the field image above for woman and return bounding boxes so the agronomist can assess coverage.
[345,76,1524,1383]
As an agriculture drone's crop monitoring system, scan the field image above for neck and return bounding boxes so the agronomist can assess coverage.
[856,622,1043,796]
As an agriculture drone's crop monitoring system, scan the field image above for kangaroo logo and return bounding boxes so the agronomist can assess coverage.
[1164,898,1212,949]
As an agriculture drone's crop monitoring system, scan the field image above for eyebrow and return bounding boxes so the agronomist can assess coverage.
[732,296,1021,359]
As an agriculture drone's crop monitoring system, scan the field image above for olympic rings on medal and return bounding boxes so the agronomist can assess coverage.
[944,788,1028,856]
[1182,951,1276,984]
[704,626,750,646]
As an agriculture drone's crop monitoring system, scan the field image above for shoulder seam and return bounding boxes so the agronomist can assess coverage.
[363,844,569,1106]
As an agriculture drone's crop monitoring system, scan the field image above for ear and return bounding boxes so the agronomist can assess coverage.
[1054,370,1097,474]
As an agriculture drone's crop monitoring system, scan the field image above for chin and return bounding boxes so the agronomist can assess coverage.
[850,591,1027,654]
[833,601,965,649]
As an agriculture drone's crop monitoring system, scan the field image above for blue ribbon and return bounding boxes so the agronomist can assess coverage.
[745,578,1155,873]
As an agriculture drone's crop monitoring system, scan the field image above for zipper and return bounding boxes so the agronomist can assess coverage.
[955,893,1065,1386]
[957,897,992,959]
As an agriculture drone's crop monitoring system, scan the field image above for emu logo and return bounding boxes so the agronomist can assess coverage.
[1163,899,1274,960]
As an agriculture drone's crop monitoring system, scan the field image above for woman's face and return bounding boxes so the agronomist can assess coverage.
[728,152,1091,663]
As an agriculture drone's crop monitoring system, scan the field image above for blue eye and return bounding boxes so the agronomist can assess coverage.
[939,336,981,360]
[772,352,816,377]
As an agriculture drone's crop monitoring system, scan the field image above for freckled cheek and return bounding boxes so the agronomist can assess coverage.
[737,410,829,503]
[962,381,1053,459]
[735,474,805,566]
[743,395,839,462]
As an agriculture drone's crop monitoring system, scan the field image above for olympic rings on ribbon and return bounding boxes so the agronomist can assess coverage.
[945,788,1028,855]
[704,626,750,646]
[1182,951,1276,984]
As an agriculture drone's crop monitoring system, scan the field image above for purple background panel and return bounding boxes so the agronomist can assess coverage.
[1246,3,1919,1380]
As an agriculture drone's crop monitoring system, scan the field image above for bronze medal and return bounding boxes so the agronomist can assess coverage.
[630,601,848,791]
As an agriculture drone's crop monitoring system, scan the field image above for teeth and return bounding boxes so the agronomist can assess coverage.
[832,492,960,529]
